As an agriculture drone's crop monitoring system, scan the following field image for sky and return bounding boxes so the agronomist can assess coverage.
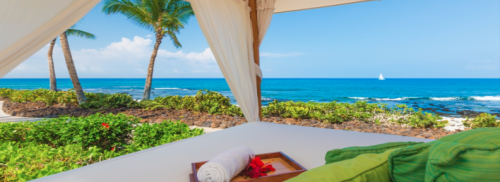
[4,0,500,78]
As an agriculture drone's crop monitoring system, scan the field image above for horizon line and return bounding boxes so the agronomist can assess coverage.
[1,78,499,79]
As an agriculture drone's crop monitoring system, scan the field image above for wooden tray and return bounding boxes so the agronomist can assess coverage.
[190,152,306,182]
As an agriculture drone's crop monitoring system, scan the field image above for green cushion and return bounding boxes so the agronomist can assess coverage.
[388,142,432,182]
[286,149,396,182]
[389,128,500,182]
[425,128,500,182]
[325,142,422,164]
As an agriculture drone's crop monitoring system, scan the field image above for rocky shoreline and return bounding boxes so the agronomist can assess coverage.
[1,99,464,139]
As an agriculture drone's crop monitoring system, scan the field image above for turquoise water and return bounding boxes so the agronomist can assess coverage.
[0,78,499,117]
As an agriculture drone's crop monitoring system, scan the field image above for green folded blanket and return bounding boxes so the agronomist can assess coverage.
[289,127,500,182]
[325,141,422,164]
[388,127,500,182]
[287,149,396,182]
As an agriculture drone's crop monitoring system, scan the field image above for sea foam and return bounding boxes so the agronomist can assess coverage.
[154,88,181,90]
[431,97,459,101]
[471,96,500,101]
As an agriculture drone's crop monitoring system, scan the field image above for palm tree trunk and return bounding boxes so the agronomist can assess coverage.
[142,35,162,100]
[47,38,58,91]
[59,32,87,104]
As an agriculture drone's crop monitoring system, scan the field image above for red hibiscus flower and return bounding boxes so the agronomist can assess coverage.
[240,157,275,179]
[111,147,115,151]
[102,123,110,129]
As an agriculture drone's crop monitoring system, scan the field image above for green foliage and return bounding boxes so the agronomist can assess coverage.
[0,113,203,181]
[262,100,386,123]
[0,113,138,150]
[0,88,139,109]
[102,0,194,48]
[66,26,96,40]
[463,113,500,129]
[141,90,244,116]
[0,142,122,182]
[128,121,203,152]
[394,109,448,128]
[81,93,140,108]
[0,88,489,130]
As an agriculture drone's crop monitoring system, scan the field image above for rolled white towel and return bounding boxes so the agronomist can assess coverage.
[197,146,255,182]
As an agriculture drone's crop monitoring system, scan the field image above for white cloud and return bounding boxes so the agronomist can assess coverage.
[261,52,304,58]
[4,36,300,78]
[4,36,222,78]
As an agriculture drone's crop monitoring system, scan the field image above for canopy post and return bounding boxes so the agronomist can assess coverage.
[249,0,262,120]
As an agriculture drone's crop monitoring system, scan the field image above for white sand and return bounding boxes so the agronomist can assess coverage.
[441,117,468,131]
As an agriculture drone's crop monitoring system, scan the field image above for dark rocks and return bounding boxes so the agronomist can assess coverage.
[219,122,228,129]
[211,121,221,128]
[200,121,212,127]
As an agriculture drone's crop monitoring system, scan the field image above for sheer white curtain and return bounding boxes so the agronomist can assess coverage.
[0,0,100,77]
[187,0,275,122]
[257,0,275,46]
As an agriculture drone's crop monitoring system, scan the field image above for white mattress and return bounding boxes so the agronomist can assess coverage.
[33,122,432,182]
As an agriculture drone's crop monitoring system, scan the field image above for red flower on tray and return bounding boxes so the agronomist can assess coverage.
[102,123,110,129]
[240,157,276,179]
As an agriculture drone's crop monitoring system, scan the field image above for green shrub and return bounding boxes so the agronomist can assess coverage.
[0,88,139,109]
[128,121,203,152]
[80,93,140,109]
[262,100,385,123]
[0,113,204,181]
[0,142,123,182]
[140,90,243,116]
[394,109,448,128]
[463,113,500,129]
[0,113,139,150]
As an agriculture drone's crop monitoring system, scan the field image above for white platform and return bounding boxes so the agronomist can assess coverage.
[34,122,432,182]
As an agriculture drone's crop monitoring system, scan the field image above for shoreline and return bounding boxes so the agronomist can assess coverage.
[0,99,467,139]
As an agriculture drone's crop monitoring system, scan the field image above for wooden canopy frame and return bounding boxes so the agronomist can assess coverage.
[249,0,262,120]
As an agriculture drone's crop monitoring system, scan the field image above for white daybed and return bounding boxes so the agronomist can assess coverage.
[34,122,431,182]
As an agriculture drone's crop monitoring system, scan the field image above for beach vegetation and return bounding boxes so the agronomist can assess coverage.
[0,113,203,181]
[0,88,138,109]
[141,90,244,116]
[102,0,194,100]
[463,113,500,129]
[1,88,494,130]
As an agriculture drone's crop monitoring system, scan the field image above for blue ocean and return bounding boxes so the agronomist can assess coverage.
[0,78,499,117]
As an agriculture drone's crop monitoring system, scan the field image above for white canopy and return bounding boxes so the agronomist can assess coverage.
[185,0,373,122]
[0,0,100,78]
[0,0,373,78]
[274,0,373,13]
[0,0,374,123]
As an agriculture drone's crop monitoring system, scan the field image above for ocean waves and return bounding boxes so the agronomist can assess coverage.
[347,96,500,101]
[154,88,190,90]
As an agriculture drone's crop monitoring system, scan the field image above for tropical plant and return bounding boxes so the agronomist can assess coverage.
[58,25,96,104]
[463,113,500,129]
[140,90,244,116]
[102,0,194,100]
[0,113,203,181]
[0,142,123,182]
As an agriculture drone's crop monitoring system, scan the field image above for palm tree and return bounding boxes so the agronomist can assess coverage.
[57,26,96,104]
[102,0,194,100]
[47,38,58,91]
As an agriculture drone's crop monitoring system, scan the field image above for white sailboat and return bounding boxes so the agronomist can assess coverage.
[379,74,385,80]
